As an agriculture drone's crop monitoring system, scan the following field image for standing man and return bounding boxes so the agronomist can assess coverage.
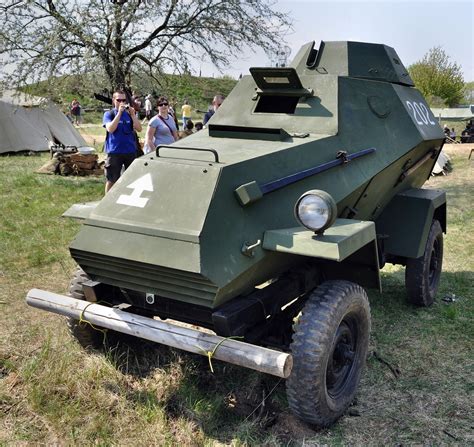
[203,94,224,125]
[181,99,192,129]
[103,90,142,193]
[144,94,153,122]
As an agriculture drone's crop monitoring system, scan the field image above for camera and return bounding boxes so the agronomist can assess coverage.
[125,104,130,109]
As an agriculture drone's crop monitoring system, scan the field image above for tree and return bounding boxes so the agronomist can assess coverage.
[464,81,474,105]
[0,0,291,93]
[408,47,465,107]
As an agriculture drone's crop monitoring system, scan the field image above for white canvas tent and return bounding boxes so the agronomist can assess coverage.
[432,150,451,176]
[0,90,86,153]
[430,105,474,122]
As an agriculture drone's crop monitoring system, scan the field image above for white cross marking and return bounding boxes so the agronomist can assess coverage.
[116,173,153,208]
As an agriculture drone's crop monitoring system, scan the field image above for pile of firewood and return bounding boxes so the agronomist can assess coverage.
[37,152,104,176]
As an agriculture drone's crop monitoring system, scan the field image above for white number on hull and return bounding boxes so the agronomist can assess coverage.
[406,100,436,126]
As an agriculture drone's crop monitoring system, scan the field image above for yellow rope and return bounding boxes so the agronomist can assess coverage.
[78,301,108,339]
[200,336,244,373]
[78,301,243,367]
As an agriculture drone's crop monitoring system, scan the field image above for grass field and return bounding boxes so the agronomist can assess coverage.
[0,144,472,445]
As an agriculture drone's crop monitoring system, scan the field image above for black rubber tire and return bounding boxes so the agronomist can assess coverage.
[67,267,105,349]
[405,219,443,307]
[286,280,371,428]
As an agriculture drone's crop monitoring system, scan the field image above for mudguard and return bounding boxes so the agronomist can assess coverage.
[375,188,446,259]
[263,218,381,290]
[263,219,375,261]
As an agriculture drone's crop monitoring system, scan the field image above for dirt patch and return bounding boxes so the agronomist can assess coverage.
[269,411,317,443]
[81,133,105,147]
[442,143,474,158]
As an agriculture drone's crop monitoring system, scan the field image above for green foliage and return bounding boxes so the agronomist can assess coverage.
[463,81,474,105]
[23,75,107,116]
[26,72,238,115]
[408,47,465,107]
[132,72,238,111]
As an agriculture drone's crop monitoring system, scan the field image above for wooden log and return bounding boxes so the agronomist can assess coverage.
[26,289,293,378]
[72,160,98,170]
[66,153,99,172]
[72,153,96,159]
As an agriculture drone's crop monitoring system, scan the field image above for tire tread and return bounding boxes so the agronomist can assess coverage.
[405,219,443,306]
[66,267,104,349]
[286,280,370,427]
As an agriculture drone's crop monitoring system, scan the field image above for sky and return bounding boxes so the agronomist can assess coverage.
[198,0,474,82]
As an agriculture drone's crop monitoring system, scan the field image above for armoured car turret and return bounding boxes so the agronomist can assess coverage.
[28,40,446,428]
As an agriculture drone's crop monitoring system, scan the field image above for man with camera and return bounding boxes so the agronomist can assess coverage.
[103,90,142,193]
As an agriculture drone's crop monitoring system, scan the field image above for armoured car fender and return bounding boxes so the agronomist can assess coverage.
[262,218,381,290]
[375,188,446,260]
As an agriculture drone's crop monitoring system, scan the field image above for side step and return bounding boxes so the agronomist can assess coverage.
[26,289,293,378]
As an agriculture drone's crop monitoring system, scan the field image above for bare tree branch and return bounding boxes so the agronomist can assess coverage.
[0,0,292,90]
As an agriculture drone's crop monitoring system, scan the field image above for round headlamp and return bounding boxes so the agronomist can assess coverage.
[294,190,337,233]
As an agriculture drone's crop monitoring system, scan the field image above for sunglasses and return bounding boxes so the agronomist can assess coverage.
[158,102,169,106]
[115,98,127,102]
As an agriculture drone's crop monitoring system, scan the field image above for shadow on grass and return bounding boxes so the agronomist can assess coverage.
[96,329,319,444]
[101,333,174,377]
[372,268,473,313]
[159,358,323,445]
[85,267,472,445]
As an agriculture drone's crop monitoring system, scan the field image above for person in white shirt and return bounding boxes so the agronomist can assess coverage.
[144,95,153,121]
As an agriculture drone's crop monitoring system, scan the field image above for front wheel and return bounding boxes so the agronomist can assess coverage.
[286,280,371,428]
[67,267,106,349]
[405,219,443,307]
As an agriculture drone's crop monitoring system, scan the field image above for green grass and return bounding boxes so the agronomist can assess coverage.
[0,149,473,445]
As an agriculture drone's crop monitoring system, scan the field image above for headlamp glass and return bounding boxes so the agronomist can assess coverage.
[295,190,337,233]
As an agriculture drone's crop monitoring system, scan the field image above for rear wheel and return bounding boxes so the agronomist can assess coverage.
[405,219,443,306]
[286,280,371,428]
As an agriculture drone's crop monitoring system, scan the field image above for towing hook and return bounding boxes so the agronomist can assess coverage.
[241,239,262,257]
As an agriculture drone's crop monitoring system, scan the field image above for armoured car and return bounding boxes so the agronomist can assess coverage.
[28,40,446,427]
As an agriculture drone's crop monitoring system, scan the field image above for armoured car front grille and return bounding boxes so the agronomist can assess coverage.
[70,249,218,307]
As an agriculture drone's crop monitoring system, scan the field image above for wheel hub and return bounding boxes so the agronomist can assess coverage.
[429,239,440,287]
[326,321,357,398]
